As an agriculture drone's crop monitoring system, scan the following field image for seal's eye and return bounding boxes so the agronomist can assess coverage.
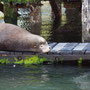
[40,45,43,48]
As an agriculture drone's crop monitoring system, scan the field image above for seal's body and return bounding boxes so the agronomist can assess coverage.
[0,23,50,53]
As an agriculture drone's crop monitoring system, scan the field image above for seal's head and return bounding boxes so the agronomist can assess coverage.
[29,35,50,53]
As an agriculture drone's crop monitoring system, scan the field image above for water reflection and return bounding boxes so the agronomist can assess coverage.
[73,72,90,90]
[0,1,81,42]
[0,65,90,90]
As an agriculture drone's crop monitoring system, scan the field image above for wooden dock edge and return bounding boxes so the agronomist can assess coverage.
[0,53,90,65]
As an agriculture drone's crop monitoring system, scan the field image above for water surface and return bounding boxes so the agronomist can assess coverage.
[0,65,90,90]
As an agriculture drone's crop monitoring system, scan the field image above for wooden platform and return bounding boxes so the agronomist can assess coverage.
[1,43,90,64]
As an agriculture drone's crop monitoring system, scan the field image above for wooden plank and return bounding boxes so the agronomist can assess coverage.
[0,51,11,56]
[84,43,90,50]
[38,54,90,61]
[49,42,57,49]
[85,51,90,55]
[59,43,78,55]
[10,52,15,55]
[51,43,67,52]
[14,52,23,55]
[23,51,36,55]
[73,43,88,50]
[73,43,88,54]
[2,53,90,64]
[48,42,57,54]
[77,43,90,55]
[2,43,90,62]
[84,43,90,54]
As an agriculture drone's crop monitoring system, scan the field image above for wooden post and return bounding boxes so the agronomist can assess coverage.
[49,0,61,21]
[0,3,4,12]
[30,5,41,35]
[82,0,90,42]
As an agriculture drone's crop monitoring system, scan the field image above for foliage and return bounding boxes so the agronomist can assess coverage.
[0,0,62,4]
[0,58,6,64]
[14,57,24,64]
[4,4,17,24]
[0,55,47,65]
[0,58,10,64]
[61,57,64,64]
[24,56,47,64]
[0,0,41,3]
[78,57,83,64]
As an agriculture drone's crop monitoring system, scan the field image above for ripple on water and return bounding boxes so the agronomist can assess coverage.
[73,72,90,90]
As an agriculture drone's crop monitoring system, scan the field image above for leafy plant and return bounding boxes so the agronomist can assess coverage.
[0,55,47,65]
[24,55,47,64]
[0,58,7,64]
[14,57,24,64]
[13,55,47,64]
[78,57,83,64]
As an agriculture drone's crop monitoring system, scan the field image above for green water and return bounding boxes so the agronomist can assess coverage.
[0,65,90,90]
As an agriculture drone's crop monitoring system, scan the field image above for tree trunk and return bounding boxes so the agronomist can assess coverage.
[30,5,41,35]
[82,0,90,42]
[49,0,61,21]
[0,3,4,12]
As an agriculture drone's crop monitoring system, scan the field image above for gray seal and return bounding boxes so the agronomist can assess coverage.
[0,23,50,53]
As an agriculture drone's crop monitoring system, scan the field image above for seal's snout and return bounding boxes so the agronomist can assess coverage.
[47,46,51,52]
[49,46,51,50]
[40,44,51,53]
[46,45,51,52]
[46,45,50,52]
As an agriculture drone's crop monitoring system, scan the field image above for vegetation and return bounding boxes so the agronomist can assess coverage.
[0,0,62,3]
[78,57,83,64]
[0,58,10,64]
[0,0,62,24]
[4,4,17,24]
[0,0,41,3]
[0,55,47,65]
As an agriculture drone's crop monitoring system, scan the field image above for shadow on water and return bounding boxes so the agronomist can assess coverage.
[0,0,82,42]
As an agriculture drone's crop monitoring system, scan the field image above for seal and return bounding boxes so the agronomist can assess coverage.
[0,23,50,53]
